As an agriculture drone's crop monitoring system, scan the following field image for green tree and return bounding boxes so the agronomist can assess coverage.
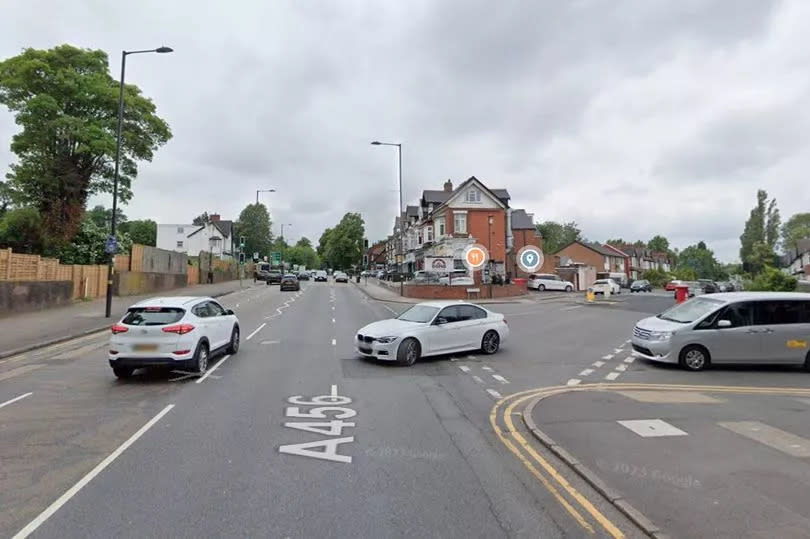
[323,213,365,269]
[0,180,18,218]
[673,266,697,281]
[605,238,626,247]
[647,235,670,253]
[740,190,779,273]
[86,204,126,230]
[641,268,669,288]
[235,203,273,259]
[633,240,646,248]
[781,213,810,252]
[535,221,582,253]
[747,265,797,292]
[317,228,333,257]
[676,242,726,280]
[120,219,156,246]
[52,214,131,264]
[0,206,45,253]
[0,45,171,245]
[192,212,210,226]
[296,237,313,249]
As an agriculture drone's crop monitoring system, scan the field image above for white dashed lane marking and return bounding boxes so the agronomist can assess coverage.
[605,372,620,381]
[592,360,605,367]
[602,355,613,360]
[472,375,484,385]
[481,365,492,371]
[492,374,510,384]
[624,356,635,363]
[0,392,33,410]
[486,389,503,400]
[566,379,582,386]
[579,368,594,376]
[615,364,627,372]
[458,366,471,373]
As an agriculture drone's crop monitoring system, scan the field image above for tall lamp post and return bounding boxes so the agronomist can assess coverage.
[371,141,404,296]
[256,188,276,204]
[105,46,173,318]
[280,224,291,270]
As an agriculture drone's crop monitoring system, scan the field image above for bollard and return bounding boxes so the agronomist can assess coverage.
[586,288,595,302]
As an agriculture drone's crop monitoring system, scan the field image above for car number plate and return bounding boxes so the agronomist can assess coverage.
[359,346,372,353]
[134,343,158,352]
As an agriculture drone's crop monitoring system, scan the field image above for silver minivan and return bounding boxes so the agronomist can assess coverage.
[631,292,810,371]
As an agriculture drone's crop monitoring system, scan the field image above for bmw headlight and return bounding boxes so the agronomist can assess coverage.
[649,331,672,341]
[376,336,399,344]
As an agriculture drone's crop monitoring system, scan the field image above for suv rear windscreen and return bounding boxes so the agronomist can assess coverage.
[122,307,185,326]
[259,263,271,272]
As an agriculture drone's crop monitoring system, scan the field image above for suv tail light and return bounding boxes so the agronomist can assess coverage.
[111,324,129,334]
[162,324,195,335]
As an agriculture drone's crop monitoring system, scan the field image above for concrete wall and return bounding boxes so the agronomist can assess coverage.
[131,244,188,275]
[404,282,527,300]
[112,271,187,297]
[0,281,73,316]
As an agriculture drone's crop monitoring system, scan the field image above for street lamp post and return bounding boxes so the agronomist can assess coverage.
[256,188,276,204]
[280,224,291,270]
[371,141,404,296]
[105,46,173,318]
[488,215,494,297]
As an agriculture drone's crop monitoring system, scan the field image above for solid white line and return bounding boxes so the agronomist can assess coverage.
[472,375,484,384]
[624,356,635,363]
[195,354,231,384]
[458,365,471,373]
[625,339,631,344]
[561,305,582,311]
[602,354,614,360]
[331,384,338,397]
[13,404,175,539]
[0,392,33,410]
[235,303,240,308]
[566,378,581,386]
[492,374,510,384]
[605,372,620,381]
[481,366,493,371]
[592,360,605,367]
[613,348,623,353]
[486,389,503,399]
[246,323,267,341]
[615,364,627,372]
[579,368,594,376]
[331,339,337,346]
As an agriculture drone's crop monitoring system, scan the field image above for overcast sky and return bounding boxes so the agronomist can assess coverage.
[2,0,809,261]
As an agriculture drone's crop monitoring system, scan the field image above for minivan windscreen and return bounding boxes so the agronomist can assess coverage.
[657,297,724,324]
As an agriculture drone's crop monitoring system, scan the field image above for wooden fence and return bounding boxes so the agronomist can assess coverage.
[0,248,108,299]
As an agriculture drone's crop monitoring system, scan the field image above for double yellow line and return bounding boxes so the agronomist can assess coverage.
[490,382,810,537]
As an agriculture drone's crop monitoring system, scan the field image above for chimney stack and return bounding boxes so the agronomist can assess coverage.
[210,213,220,222]
[443,179,453,192]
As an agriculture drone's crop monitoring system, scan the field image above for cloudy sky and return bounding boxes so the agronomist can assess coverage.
[2,0,809,261]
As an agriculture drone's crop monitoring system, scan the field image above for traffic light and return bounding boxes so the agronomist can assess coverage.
[239,236,245,248]
[238,252,245,264]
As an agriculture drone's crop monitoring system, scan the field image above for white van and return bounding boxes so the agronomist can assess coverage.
[631,292,810,371]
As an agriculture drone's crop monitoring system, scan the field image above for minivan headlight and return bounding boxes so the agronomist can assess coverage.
[649,331,672,341]
[376,336,399,344]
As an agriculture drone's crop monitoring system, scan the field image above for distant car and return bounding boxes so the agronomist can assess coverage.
[527,273,575,292]
[254,262,272,282]
[376,270,385,279]
[717,281,734,292]
[314,270,328,282]
[265,270,282,285]
[334,272,349,283]
[355,301,509,365]
[698,279,719,294]
[592,279,621,295]
[280,274,300,291]
[438,274,474,286]
[665,280,682,292]
[630,279,652,292]
[108,296,240,379]
[297,271,310,281]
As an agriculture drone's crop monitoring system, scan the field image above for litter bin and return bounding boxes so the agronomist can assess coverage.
[675,284,690,304]
[356,274,361,283]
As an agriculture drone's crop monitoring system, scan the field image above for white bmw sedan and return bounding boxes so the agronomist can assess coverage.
[109,296,240,379]
[355,301,509,366]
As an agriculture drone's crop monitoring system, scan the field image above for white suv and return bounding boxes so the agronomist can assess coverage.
[108,296,240,379]
[528,273,574,292]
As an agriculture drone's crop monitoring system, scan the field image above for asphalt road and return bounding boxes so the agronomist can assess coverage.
[3,283,806,538]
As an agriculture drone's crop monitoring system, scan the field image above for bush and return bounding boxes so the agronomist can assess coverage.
[673,267,697,281]
[747,266,798,292]
[641,268,669,288]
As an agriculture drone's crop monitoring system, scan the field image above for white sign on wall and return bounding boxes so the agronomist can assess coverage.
[425,257,454,272]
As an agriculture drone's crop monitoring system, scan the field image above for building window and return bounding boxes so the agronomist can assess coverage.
[425,226,433,242]
[176,241,184,248]
[177,226,184,233]
[454,212,467,234]
[435,217,445,237]
[466,189,481,203]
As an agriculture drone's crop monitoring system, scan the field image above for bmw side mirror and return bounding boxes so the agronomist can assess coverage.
[717,319,731,328]
[435,317,448,325]
[226,309,235,316]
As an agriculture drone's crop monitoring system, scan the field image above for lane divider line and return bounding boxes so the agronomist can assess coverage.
[566,379,582,386]
[592,361,605,367]
[13,404,175,539]
[482,366,493,371]
[578,369,594,376]
[492,374,510,384]
[486,389,503,399]
[458,366,471,373]
[602,355,613,360]
[0,392,33,410]
[472,375,485,385]
[246,323,267,341]
[605,372,620,381]
[196,354,231,384]
[332,339,337,346]
[615,364,627,372]
[624,357,635,364]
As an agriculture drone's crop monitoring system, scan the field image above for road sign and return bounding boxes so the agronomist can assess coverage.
[516,245,544,273]
[104,236,119,255]
[462,244,488,270]
[253,252,259,261]
[271,252,282,265]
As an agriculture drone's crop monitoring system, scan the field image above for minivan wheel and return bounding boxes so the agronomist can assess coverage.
[396,338,420,366]
[227,326,240,354]
[113,366,134,379]
[679,345,709,371]
[482,330,500,355]
[192,342,209,374]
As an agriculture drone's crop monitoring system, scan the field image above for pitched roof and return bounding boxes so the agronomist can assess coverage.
[491,189,511,204]
[213,220,233,238]
[421,178,510,207]
[422,190,452,204]
[602,243,629,257]
[405,205,419,218]
[587,242,623,257]
[510,209,535,230]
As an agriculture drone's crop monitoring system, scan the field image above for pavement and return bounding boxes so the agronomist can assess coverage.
[1,281,807,537]
[0,279,255,359]
[353,277,564,304]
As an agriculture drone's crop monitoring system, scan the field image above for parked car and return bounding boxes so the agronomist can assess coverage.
[254,262,272,282]
[108,296,240,379]
[717,281,734,292]
[355,301,509,365]
[631,292,810,371]
[665,280,682,292]
[592,279,621,295]
[438,275,475,286]
[527,273,575,292]
[314,270,328,282]
[698,279,719,294]
[630,279,652,292]
[334,271,349,283]
[265,270,282,285]
[297,271,310,281]
[376,270,385,279]
[280,273,300,291]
